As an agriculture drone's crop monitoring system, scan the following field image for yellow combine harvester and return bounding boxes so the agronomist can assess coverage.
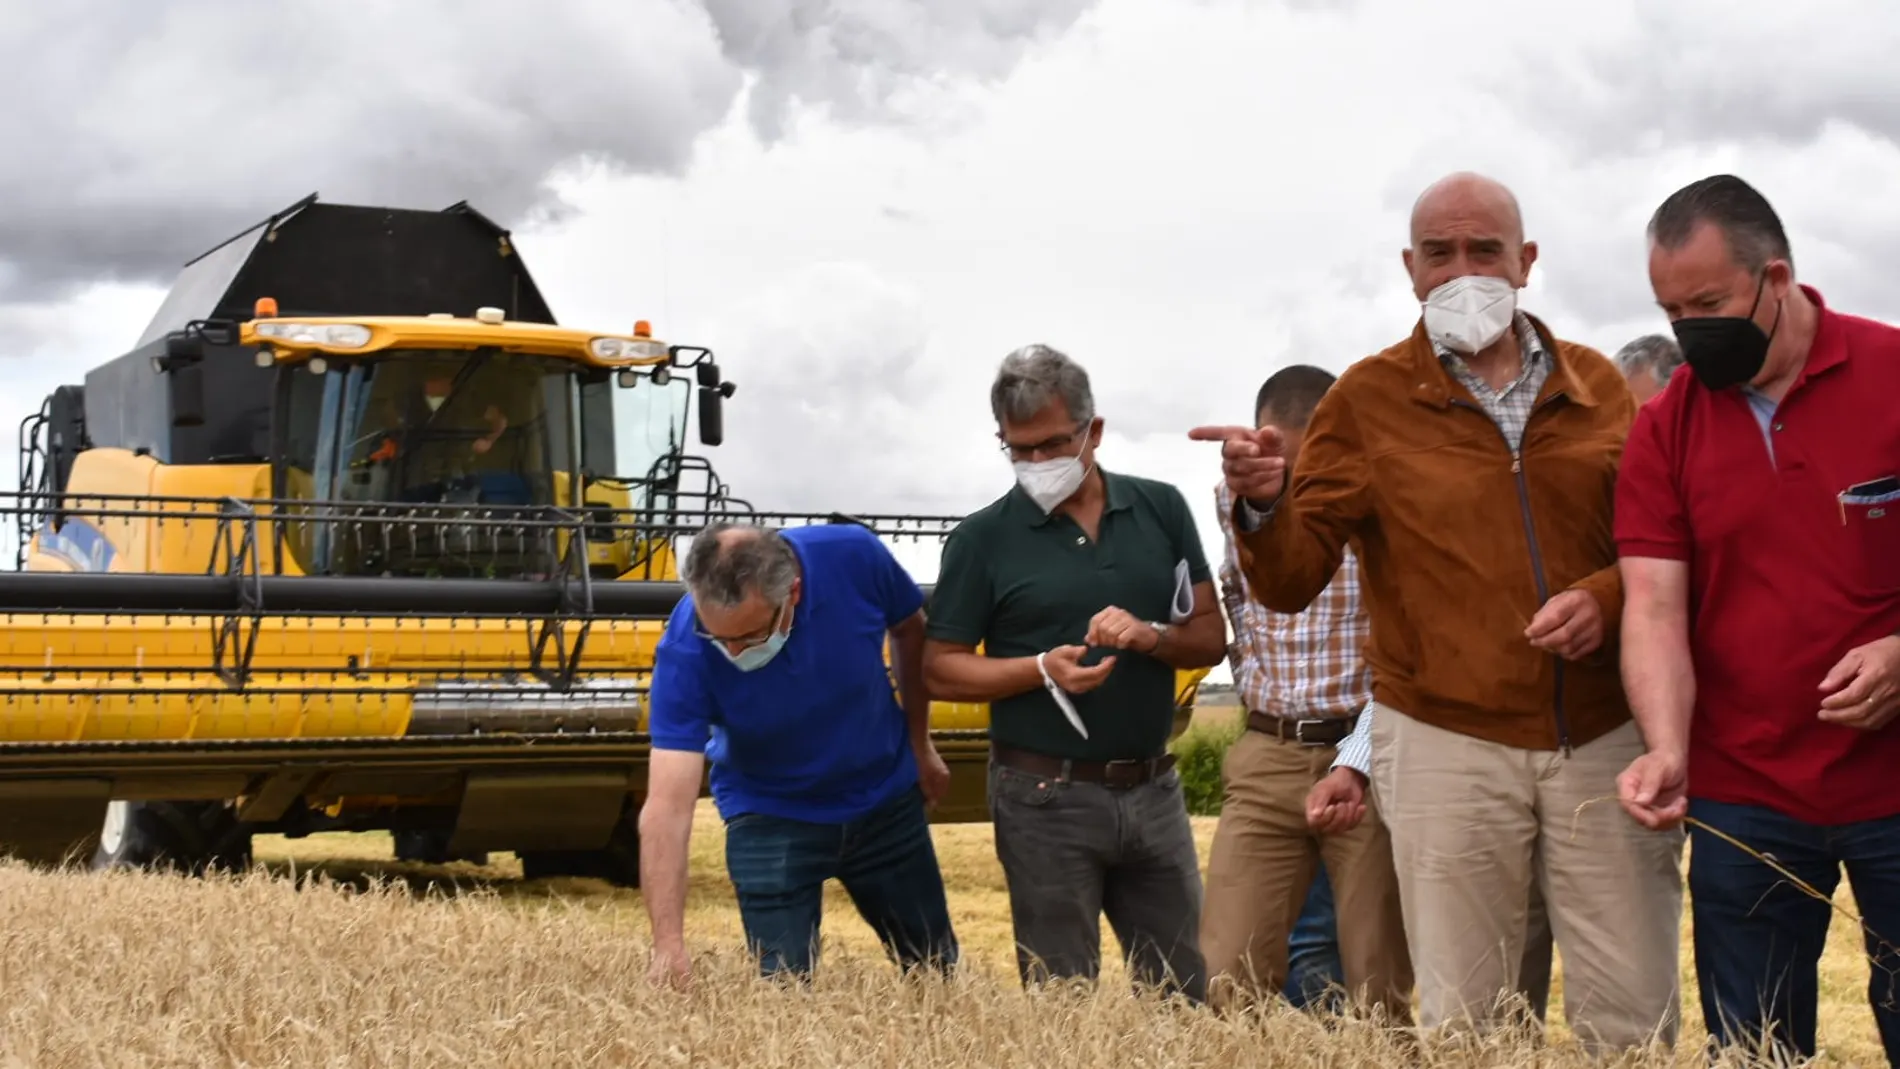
[2,195,1208,884]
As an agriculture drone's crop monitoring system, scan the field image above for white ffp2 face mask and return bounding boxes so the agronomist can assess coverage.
[1014,452,1089,513]
[1422,275,1518,354]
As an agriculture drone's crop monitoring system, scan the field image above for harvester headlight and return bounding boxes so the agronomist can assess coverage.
[252,322,372,348]
[589,337,668,361]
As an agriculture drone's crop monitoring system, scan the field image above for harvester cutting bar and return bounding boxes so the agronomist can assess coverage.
[0,574,935,621]
[0,490,956,708]
[0,571,688,619]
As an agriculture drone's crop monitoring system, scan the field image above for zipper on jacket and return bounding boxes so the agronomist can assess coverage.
[1452,397,1573,756]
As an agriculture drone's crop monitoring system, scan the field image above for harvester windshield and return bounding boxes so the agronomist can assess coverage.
[303,349,572,508]
[276,348,691,578]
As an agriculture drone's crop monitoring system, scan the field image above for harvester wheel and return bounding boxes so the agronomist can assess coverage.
[518,801,641,887]
[92,801,253,877]
[392,828,490,868]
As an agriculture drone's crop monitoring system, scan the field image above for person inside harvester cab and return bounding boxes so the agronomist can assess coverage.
[367,372,509,465]
[357,360,538,506]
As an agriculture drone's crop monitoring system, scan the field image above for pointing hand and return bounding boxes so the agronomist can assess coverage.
[1187,424,1287,508]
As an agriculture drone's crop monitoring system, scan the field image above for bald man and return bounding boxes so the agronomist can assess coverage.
[1194,172,1683,1054]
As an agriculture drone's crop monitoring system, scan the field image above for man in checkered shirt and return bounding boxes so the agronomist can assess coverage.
[1200,365,1412,1019]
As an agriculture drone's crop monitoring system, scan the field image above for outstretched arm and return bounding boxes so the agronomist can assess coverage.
[1192,387,1373,615]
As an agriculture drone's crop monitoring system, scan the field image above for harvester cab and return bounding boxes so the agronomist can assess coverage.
[0,194,1206,883]
[233,302,728,583]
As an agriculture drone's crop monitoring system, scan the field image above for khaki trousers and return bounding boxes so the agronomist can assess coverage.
[1200,727,1413,1020]
[1368,703,1686,1053]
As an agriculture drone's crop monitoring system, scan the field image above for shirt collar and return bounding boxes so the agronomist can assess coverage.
[1792,284,1849,384]
[1434,311,1547,379]
[1009,466,1131,526]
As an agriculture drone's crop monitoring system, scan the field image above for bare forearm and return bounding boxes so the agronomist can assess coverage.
[1150,617,1226,669]
[890,625,932,747]
[1621,609,1696,758]
[636,800,694,951]
[924,649,1042,703]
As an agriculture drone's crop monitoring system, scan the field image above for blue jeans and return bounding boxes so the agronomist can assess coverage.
[723,785,959,978]
[1688,798,1900,1064]
[1284,866,1346,1010]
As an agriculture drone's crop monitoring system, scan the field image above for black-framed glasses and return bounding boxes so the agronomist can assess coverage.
[997,420,1089,462]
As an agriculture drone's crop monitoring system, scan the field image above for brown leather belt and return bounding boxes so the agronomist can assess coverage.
[990,743,1177,788]
[1247,710,1358,747]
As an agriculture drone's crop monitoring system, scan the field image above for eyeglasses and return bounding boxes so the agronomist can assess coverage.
[694,597,791,649]
[997,421,1089,462]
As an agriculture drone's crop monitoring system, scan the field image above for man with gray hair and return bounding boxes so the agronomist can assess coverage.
[639,520,956,987]
[925,344,1228,1001]
[1612,334,1684,405]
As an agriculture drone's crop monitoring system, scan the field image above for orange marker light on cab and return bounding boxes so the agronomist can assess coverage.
[254,297,279,318]
[633,320,651,338]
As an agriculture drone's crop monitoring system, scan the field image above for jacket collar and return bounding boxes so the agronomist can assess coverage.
[1403,310,1600,412]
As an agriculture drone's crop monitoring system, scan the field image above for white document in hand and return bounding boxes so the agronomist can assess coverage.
[1170,559,1195,623]
[1038,651,1089,740]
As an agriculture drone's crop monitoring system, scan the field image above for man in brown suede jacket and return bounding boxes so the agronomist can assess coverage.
[1192,172,1684,1055]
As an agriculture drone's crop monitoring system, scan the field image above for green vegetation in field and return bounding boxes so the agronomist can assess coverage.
[1171,707,1244,816]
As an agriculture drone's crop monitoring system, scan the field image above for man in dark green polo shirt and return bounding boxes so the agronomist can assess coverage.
[923,343,1228,1002]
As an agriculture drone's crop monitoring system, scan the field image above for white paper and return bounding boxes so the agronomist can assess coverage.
[1038,651,1089,739]
[1169,558,1195,623]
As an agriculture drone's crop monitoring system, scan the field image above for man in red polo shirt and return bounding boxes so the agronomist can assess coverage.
[1615,174,1900,1064]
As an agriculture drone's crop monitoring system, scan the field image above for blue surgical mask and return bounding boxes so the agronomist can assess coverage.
[720,628,788,671]
[713,600,793,672]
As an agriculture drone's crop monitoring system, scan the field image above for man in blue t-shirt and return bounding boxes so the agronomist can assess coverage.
[638,520,957,986]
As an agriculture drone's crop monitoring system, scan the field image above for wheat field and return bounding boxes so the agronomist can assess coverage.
[0,793,1881,1068]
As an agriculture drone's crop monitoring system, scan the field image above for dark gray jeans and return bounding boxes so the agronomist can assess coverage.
[987,760,1207,1002]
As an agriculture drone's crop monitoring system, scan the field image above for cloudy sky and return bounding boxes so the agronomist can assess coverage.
[7,0,1899,656]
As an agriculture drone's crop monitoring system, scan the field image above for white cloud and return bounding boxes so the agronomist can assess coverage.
[9,0,1900,678]
[0,0,1090,303]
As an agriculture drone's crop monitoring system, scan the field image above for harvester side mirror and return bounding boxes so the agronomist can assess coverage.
[169,360,207,428]
[160,333,207,428]
[697,385,724,447]
[163,333,205,362]
[695,361,721,389]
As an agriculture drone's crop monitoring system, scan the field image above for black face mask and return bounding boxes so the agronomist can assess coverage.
[1670,272,1783,391]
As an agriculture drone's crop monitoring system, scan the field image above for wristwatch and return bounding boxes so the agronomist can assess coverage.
[1148,621,1170,646]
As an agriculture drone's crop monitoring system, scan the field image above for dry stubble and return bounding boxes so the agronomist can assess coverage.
[0,799,1879,1067]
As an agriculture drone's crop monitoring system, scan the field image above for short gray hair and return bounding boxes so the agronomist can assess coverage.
[679,522,799,610]
[1613,334,1683,382]
[990,344,1095,426]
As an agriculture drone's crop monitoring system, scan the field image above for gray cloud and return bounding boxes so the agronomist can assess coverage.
[703,0,1098,140]
[706,261,1000,518]
[0,0,1094,307]
[1504,3,1900,159]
